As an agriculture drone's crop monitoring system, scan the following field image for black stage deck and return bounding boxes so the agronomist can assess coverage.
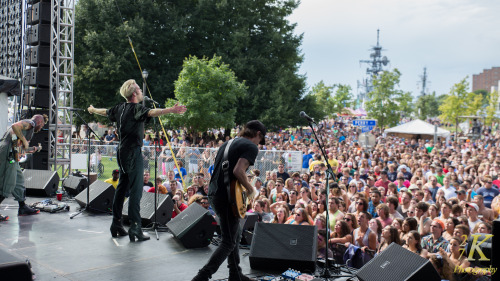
[0,196,356,281]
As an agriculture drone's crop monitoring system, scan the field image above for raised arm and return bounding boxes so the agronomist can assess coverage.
[148,102,187,117]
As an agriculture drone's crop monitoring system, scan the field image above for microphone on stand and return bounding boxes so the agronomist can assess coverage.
[144,96,160,105]
[299,111,314,123]
[67,108,85,111]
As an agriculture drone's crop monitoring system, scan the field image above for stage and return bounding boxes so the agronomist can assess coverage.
[0,196,357,281]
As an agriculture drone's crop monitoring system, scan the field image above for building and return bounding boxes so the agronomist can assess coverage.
[472,67,500,93]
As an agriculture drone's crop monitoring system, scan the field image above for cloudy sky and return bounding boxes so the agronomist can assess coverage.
[288,0,500,100]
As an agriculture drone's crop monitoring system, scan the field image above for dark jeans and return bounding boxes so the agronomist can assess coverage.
[112,146,143,225]
[197,196,242,278]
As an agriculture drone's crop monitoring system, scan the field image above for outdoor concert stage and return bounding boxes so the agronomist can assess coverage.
[0,196,356,281]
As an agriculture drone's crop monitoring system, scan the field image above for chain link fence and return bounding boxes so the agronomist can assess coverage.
[70,140,303,187]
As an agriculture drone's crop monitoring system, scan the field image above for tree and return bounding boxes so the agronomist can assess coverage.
[485,90,499,126]
[73,0,310,128]
[415,92,440,120]
[439,77,483,124]
[365,69,413,128]
[331,84,353,115]
[161,56,246,140]
[309,81,333,119]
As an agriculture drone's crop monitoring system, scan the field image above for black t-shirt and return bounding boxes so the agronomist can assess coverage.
[208,138,258,199]
[107,103,151,150]
[277,172,290,182]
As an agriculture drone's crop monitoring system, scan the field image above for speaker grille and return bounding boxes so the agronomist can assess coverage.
[62,175,88,196]
[122,192,174,226]
[249,223,317,272]
[356,243,440,281]
[166,203,215,248]
[22,169,59,196]
[74,180,114,213]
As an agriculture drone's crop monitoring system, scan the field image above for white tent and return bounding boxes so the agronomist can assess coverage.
[385,119,451,139]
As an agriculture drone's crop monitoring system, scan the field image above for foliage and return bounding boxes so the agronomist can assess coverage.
[438,77,483,124]
[415,92,440,120]
[308,81,353,119]
[365,69,413,128]
[331,84,354,116]
[485,91,499,125]
[73,0,310,129]
[161,56,246,137]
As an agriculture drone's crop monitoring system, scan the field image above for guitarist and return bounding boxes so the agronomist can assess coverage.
[192,120,266,281]
[0,114,48,221]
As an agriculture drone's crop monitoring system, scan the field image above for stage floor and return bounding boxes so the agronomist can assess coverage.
[0,196,356,281]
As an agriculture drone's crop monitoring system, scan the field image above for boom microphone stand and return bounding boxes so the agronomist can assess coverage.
[141,101,169,239]
[71,111,106,219]
[304,115,355,280]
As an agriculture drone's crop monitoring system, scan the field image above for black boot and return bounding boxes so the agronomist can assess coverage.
[0,195,5,204]
[229,270,256,281]
[110,220,128,237]
[128,223,150,242]
[18,202,40,216]
[191,269,210,281]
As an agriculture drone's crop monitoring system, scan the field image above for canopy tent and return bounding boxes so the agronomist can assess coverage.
[384,119,451,140]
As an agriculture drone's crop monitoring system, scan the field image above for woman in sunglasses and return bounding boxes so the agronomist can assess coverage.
[286,207,310,225]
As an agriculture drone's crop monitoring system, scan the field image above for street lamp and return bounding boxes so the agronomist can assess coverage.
[142,69,148,106]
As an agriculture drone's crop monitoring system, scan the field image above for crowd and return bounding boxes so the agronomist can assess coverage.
[94,117,498,280]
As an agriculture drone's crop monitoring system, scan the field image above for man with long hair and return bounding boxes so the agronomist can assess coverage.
[0,114,48,220]
[192,120,266,281]
[88,79,186,242]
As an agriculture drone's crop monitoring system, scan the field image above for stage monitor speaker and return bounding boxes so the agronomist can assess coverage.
[240,212,259,245]
[249,223,317,272]
[166,203,215,248]
[23,169,59,196]
[24,67,49,88]
[74,180,114,213]
[122,192,174,226]
[356,243,440,281]
[24,88,50,108]
[0,248,32,281]
[62,175,88,196]
[26,46,50,66]
[26,24,50,46]
[27,2,51,25]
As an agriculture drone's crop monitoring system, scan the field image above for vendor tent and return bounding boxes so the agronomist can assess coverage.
[384,119,450,139]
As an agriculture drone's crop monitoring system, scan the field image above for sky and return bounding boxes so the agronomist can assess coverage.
[288,0,500,100]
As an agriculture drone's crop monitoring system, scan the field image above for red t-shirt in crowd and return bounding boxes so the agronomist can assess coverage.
[171,203,188,219]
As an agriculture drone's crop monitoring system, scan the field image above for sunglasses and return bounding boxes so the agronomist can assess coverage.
[344,218,351,222]
[357,202,364,205]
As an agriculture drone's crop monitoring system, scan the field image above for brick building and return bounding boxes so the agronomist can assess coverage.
[473,67,500,93]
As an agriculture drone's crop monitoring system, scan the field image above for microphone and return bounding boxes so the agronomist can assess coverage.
[67,108,85,111]
[299,111,314,122]
[144,96,160,105]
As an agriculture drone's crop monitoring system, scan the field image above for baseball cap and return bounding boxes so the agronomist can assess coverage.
[246,120,267,145]
[455,190,466,195]
[112,169,119,174]
[408,184,419,191]
[466,203,479,212]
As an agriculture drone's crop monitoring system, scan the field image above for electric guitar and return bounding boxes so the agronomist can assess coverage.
[15,141,42,162]
[230,180,250,219]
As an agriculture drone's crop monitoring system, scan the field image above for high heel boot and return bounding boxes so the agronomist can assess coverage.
[110,221,128,237]
[128,223,150,242]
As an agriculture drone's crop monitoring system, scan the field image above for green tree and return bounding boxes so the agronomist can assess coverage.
[331,84,353,115]
[365,69,413,128]
[439,77,483,124]
[485,91,499,126]
[73,0,309,128]
[309,81,334,119]
[161,56,246,140]
[415,92,440,120]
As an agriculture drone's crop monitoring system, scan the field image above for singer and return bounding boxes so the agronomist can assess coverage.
[88,79,186,242]
[0,114,48,221]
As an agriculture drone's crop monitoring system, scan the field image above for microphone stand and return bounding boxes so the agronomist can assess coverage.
[141,103,169,239]
[306,120,354,280]
[71,111,107,219]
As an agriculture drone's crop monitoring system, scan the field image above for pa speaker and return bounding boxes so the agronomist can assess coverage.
[356,243,440,281]
[24,67,49,88]
[240,212,259,245]
[62,175,88,196]
[26,24,50,46]
[74,180,114,213]
[249,223,317,272]
[24,88,50,108]
[26,46,50,66]
[31,151,49,170]
[27,2,51,25]
[166,203,216,248]
[122,192,174,226]
[23,169,59,196]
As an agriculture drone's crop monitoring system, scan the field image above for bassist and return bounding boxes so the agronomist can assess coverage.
[192,120,266,281]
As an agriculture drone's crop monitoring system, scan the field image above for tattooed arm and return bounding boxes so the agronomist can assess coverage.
[11,120,33,149]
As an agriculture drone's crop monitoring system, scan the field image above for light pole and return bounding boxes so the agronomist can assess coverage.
[142,69,148,106]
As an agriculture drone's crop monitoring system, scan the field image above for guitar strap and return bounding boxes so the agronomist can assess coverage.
[222,138,235,202]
